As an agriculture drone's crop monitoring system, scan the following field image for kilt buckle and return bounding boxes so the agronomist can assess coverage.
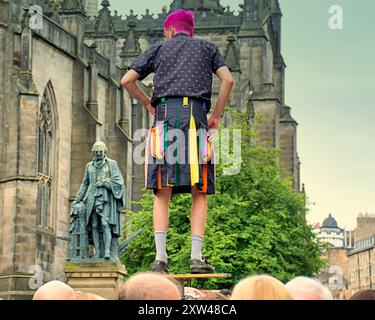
[161,97,167,108]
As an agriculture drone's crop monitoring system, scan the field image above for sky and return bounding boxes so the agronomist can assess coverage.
[107,0,375,230]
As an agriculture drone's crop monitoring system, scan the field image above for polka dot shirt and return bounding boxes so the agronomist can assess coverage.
[128,33,230,107]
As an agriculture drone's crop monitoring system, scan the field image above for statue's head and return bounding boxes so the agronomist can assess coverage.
[92,141,107,160]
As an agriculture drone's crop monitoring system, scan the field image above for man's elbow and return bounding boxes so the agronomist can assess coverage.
[224,77,235,87]
[121,70,141,88]
[120,76,131,88]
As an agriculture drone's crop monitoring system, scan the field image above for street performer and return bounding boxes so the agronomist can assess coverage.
[121,9,234,274]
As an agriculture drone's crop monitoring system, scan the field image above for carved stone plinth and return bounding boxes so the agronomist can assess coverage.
[64,261,127,300]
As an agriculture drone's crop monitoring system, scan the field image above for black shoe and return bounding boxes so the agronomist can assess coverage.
[190,257,215,274]
[151,260,169,274]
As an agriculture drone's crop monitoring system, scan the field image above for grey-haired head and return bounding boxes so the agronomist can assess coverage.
[92,141,107,160]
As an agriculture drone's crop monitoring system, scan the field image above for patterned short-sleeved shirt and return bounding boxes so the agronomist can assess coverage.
[128,32,230,107]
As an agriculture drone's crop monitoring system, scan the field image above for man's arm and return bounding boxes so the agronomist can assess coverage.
[208,66,235,131]
[121,70,156,116]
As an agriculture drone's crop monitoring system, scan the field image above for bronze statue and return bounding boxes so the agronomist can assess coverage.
[70,141,126,261]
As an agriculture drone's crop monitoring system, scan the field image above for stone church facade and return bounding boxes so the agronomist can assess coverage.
[0,0,300,299]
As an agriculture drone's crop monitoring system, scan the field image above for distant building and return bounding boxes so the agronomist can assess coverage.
[316,214,353,299]
[317,213,353,248]
[348,213,375,295]
[352,213,375,242]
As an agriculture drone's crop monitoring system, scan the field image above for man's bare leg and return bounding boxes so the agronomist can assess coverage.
[153,187,172,267]
[191,186,207,237]
[153,187,172,231]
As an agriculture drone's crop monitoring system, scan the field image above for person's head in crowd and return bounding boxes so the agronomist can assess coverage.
[67,291,106,300]
[286,276,333,300]
[349,290,375,300]
[32,280,74,300]
[230,275,293,300]
[119,273,181,300]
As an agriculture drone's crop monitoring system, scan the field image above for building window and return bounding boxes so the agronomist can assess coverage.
[37,81,56,229]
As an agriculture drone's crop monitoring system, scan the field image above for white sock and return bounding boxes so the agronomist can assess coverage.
[154,231,168,263]
[191,234,204,261]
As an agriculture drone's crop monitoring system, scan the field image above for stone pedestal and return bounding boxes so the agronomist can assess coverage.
[64,261,127,300]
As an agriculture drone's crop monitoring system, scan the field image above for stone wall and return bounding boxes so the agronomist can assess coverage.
[103,79,129,196]
[318,247,351,299]
[353,216,375,242]
[196,32,234,103]
[32,37,74,281]
[0,22,6,180]
[252,99,280,148]
[84,0,99,18]
[349,246,375,295]
[328,248,350,293]
[279,121,297,183]
[0,11,43,297]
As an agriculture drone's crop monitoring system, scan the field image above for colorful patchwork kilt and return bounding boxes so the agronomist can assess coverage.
[145,97,215,195]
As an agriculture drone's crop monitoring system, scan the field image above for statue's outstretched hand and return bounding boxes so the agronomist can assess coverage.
[104,182,111,189]
[102,179,111,189]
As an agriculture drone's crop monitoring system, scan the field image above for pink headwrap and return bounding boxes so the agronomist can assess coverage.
[163,9,195,36]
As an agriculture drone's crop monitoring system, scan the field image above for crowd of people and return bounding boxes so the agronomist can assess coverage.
[31,273,375,300]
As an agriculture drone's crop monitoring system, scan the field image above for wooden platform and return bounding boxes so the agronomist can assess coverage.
[162,273,231,280]
[161,273,232,296]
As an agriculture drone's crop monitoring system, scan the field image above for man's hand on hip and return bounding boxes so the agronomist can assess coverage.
[145,102,156,116]
[208,114,220,135]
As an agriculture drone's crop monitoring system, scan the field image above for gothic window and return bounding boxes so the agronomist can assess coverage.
[37,81,56,229]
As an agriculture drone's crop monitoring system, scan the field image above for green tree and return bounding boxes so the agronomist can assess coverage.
[121,110,326,289]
